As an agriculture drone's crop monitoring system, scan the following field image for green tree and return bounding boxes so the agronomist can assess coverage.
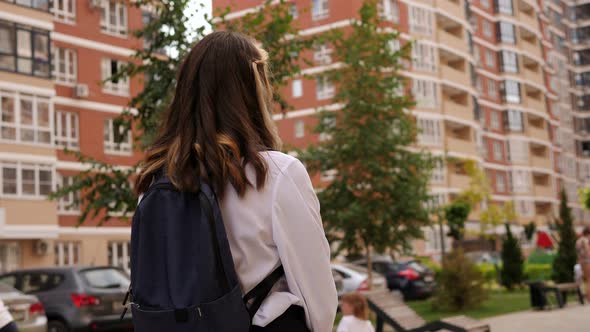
[500,223,524,290]
[432,249,488,311]
[444,200,471,241]
[300,0,435,286]
[51,0,309,224]
[552,190,578,283]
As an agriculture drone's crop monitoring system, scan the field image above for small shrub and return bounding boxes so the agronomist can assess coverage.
[432,249,488,311]
[527,251,556,265]
[415,256,442,275]
[477,263,499,285]
[500,224,524,290]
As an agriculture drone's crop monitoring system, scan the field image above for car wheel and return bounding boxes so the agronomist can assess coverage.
[48,320,69,332]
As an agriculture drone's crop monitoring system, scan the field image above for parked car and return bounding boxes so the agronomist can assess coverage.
[331,263,387,297]
[353,257,435,300]
[465,251,501,265]
[0,266,132,332]
[0,282,47,332]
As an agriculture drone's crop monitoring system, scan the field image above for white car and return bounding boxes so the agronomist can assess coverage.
[0,283,47,332]
[331,263,387,297]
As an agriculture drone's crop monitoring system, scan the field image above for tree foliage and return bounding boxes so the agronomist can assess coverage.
[300,0,435,263]
[444,200,471,241]
[500,223,524,290]
[432,249,488,311]
[552,190,578,283]
[51,0,308,224]
[524,222,536,243]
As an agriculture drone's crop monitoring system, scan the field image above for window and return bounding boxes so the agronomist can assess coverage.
[103,118,132,155]
[412,42,436,72]
[2,0,49,10]
[515,200,534,216]
[496,172,506,192]
[295,120,305,138]
[506,110,524,131]
[483,20,493,38]
[101,58,129,95]
[498,22,516,44]
[0,21,50,78]
[431,159,445,183]
[409,6,433,36]
[493,140,503,160]
[0,162,53,197]
[289,3,298,18]
[100,0,128,36]
[380,0,400,23]
[417,118,442,146]
[490,111,500,130]
[292,79,303,98]
[57,175,79,213]
[320,169,337,182]
[485,49,495,68]
[313,43,332,65]
[312,0,329,20]
[487,79,498,99]
[412,79,437,108]
[496,0,513,15]
[54,111,79,149]
[476,76,483,93]
[54,242,80,266]
[499,50,518,73]
[108,241,130,273]
[0,90,51,144]
[427,193,447,209]
[511,170,530,193]
[52,0,75,23]
[316,76,335,100]
[481,0,490,9]
[52,47,76,85]
[503,80,521,103]
[319,116,335,141]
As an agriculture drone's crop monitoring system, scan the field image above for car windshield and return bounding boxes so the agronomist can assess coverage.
[80,268,130,289]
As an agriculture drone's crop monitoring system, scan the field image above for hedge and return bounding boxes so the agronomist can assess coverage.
[474,263,552,284]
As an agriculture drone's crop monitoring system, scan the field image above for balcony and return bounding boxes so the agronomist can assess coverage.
[0,1,52,22]
[442,99,472,121]
[440,65,471,88]
[448,172,471,189]
[523,94,546,113]
[437,29,468,54]
[519,37,542,59]
[446,135,478,155]
[534,184,553,198]
[437,0,464,20]
[531,154,552,170]
[523,66,543,86]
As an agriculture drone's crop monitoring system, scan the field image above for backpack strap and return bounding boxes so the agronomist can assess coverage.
[243,265,285,319]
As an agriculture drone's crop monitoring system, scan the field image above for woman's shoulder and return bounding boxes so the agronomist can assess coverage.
[261,151,304,177]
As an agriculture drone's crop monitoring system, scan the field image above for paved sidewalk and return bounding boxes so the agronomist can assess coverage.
[484,304,590,332]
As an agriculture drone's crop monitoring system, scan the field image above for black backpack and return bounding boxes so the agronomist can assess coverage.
[124,176,283,332]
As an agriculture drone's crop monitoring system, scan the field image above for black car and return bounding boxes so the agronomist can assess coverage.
[0,266,132,332]
[353,258,435,300]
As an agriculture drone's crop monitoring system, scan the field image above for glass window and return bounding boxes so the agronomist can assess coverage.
[380,0,400,23]
[9,0,49,10]
[312,0,330,20]
[100,1,128,36]
[409,6,433,36]
[412,41,436,72]
[481,0,490,9]
[0,23,16,71]
[52,47,76,84]
[313,43,332,65]
[506,110,523,131]
[1,164,17,195]
[496,173,506,192]
[508,139,528,162]
[412,79,437,108]
[54,111,79,149]
[483,20,493,38]
[103,118,132,155]
[294,120,305,138]
[417,118,442,146]
[491,111,500,130]
[493,141,503,160]
[289,3,298,18]
[107,242,132,274]
[485,49,495,68]
[0,91,51,144]
[54,241,80,266]
[316,76,335,100]
[101,58,129,95]
[487,79,498,99]
[57,174,80,213]
[292,79,303,98]
[500,50,518,73]
[0,21,50,77]
[52,0,75,23]
[498,22,516,44]
[431,159,445,183]
[496,0,513,15]
[503,80,521,103]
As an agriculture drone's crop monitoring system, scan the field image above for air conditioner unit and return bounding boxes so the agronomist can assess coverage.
[34,240,50,256]
[89,0,101,9]
[74,84,89,98]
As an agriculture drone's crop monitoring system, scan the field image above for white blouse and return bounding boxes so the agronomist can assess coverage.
[0,299,13,329]
[219,151,338,331]
[336,316,375,332]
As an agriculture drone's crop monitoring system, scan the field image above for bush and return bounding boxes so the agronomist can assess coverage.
[527,251,556,265]
[415,256,442,275]
[477,263,499,285]
[500,224,524,290]
[524,264,552,282]
[432,249,488,311]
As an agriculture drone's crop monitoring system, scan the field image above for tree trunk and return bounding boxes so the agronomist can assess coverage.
[438,214,446,261]
[367,245,373,290]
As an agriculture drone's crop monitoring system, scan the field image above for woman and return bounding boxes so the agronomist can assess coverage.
[134,31,337,331]
[576,227,590,300]
[337,293,374,332]
[0,299,18,332]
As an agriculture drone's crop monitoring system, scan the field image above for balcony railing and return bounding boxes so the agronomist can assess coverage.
[437,30,467,53]
[531,155,552,169]
[442,99,472,121]
[446,136,477,155]
[437,0,464,20]
[440,65,471,87]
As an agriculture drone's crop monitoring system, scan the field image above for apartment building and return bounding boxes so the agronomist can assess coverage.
[0,0,142,273]
[213,0,589,255]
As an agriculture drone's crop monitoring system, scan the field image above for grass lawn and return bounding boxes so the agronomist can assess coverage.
[407,289,530,322]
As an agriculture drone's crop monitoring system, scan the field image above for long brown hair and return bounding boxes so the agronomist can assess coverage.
[135,31,281,196]
[341,292,369,320]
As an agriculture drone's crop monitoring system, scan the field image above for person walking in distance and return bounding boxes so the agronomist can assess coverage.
[0,299,18,332]
[576,227,590,301]
[337,293,374,332]
[130,31,337,332]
